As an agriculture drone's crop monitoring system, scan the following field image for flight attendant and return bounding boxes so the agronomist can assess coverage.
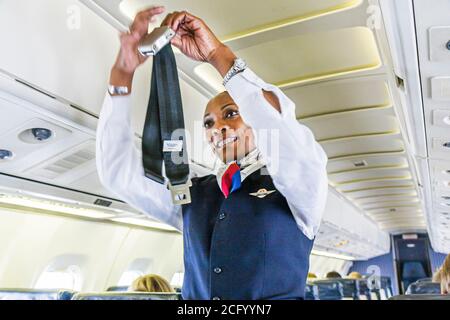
[97,6,328,300]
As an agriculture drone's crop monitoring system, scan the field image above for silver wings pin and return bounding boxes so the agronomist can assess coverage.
[249,188,276,198]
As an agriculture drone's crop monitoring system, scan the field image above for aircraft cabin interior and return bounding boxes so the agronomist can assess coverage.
[0,0,450,302]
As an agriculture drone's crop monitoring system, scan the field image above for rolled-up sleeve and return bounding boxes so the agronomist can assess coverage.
[96,93,183,231]
[225,68,328,239]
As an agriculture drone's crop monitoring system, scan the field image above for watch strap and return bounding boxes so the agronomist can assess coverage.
[108,84,129,96]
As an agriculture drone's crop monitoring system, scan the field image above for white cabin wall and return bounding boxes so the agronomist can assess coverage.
[0,208,183,291]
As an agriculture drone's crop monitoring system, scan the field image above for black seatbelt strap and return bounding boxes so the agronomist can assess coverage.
[142,44,191,205]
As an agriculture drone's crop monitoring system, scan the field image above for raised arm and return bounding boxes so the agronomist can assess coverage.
[96,94,182,230]
[96,6,182,231]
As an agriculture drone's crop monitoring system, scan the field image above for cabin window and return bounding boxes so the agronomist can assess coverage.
[35,265,83,291]
[34,254,86,291]
[117,270,144,286]
[117,258,152,286]
[170,272,184,288]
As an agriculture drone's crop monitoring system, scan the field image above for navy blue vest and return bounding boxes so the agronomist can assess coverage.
[180,168,314,300]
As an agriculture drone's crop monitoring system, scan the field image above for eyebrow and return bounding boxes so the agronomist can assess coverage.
[203,103,236,119]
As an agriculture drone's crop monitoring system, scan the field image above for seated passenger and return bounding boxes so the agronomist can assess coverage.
[307,272,318,279]
[129,274,175,293]
[347,271,362,279]
[432,267,441,283]
[439,254,450,295]
[325,271,342,279]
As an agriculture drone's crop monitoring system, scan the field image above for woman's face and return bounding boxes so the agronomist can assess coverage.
[203,92,256,163]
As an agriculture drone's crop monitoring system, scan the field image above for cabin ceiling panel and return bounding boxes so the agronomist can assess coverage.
[326,153,408,173]
[286,78,391,119]
[195,26,381,91]
[345,187,418,200]
[329,167,411,185]
[337,178,415,192]
[120,0,363,40]
[354,194,418,205]
[320,133,404,160]
[301,106,398,142]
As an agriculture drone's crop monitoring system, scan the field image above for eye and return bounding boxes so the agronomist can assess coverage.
[203,119,214,129]
[225,110,239,118]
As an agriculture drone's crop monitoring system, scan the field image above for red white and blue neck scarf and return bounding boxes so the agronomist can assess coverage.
[216,149,264,198]
[220,162,241,198]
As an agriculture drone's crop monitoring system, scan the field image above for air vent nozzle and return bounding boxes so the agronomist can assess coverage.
[352,160,368,168]
[94,199,112,207]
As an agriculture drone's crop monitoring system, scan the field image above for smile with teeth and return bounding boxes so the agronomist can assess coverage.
[215,136,238,149]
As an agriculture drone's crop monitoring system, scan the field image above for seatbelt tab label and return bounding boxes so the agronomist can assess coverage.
[163,140,183,152]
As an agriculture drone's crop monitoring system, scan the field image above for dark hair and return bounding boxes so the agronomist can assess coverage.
[325,271,342,279]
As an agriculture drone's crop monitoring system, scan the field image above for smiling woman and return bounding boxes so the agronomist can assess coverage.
[203,91,256,164]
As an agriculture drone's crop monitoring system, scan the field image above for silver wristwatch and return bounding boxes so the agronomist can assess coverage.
[108,84,129,96]
[222,58,247,86]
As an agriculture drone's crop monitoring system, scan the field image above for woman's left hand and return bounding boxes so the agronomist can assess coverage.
[161,11,224,63]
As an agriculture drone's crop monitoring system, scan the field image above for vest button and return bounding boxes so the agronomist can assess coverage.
[219,212,226,220]
[212,296,221,300]
[214,267,222,274]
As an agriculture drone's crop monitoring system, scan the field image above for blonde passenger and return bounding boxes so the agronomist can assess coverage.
[307,272,317,279]
[439,255,450,295]
[129,274,175,293]
[347,271,363,279]
[432,267,441,283]
[325,271,342,279]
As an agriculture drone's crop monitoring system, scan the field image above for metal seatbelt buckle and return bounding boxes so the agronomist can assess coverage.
[138,26,176,57]
[168,179,192,205]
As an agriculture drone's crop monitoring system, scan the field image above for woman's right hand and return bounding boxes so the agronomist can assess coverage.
[109,6,165,92]
[112,6,165,75]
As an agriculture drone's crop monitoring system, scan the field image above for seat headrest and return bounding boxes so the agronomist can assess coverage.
[106,286,129,292]
[304,283,319,300]
[0,288,76,300]
[313,280,344,300]
[389,294,450,300]
[406,281,441,295]
[72,292,181,300]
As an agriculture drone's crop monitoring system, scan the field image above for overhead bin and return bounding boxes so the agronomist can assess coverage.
[195,26,381,91]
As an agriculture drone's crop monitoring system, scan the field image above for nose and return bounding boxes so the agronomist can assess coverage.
[212,120,230,136]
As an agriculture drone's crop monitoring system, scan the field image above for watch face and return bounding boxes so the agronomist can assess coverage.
[235,59,246,69]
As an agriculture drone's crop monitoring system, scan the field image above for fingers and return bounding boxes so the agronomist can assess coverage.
[134,5,165,22]
[130,6,165,37]
[162,10,202,33]
[170,33,183,48]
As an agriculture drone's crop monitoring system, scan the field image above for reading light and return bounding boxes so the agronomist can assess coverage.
[443,116,450,125]
[19,128,53,144]
[0,149,13,160]
[31,128,52,141]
